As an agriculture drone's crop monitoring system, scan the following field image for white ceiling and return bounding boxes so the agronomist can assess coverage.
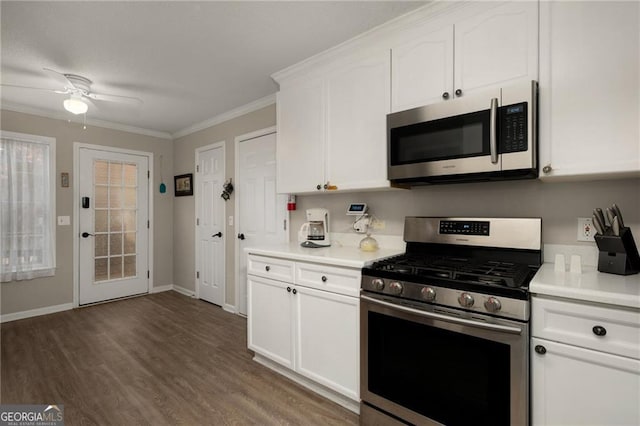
[1,1,425,138]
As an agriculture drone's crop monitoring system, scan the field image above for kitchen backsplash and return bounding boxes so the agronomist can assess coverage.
[289,178,640,248]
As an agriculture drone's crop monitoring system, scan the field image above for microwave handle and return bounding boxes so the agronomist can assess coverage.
[490,98,499,164]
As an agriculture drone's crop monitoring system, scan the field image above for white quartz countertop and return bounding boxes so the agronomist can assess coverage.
[530,263,640,309]
[244,242,404,269]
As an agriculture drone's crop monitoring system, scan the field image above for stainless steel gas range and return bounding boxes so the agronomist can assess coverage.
[360,217,542,426]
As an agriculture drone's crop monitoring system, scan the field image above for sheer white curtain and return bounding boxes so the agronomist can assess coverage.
[0,132,56,282]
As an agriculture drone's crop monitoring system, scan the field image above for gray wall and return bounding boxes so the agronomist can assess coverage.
[1,109,174,315]
[172,104,276,306]
[291,178,640,247]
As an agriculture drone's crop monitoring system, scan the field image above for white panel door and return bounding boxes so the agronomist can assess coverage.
[391,23,454,112]
[78,147,149,305]
[295,286,359,400]
[326,50,391,190]
[454,1,538,97]
[237,132,287,315]
[196,144,225,306]
[247,275,293,369]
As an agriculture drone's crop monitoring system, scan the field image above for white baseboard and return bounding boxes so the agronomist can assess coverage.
[172,285,195,297]
[0,303,73,324]
[223,303,237,314]
[253,354,359,414]
[150,284,173,293]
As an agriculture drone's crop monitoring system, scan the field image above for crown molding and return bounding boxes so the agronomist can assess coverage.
[172,93,276,140]
[1,102,173,140]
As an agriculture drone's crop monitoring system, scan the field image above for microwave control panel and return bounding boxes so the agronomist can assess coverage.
[500,102,528,153]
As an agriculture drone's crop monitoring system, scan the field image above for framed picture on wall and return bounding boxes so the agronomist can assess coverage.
[174,173,193,196]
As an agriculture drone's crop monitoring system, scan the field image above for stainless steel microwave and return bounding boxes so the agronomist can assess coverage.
[387,80,538,184]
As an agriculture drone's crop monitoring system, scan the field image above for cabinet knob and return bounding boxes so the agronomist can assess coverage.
[287,286,291,293]
[534,345,546,355]
[542,164,552,174]
[323,183,328,190]
[316,184,321,190]
[592,325,607,336]
[455,88,463,97]
[265,266,270,272]
[442,92,449,99]
[321,275,327,282]
[292,288,297,295]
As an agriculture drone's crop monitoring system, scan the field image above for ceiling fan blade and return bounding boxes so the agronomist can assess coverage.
[87,92,143,105]
[0,83,61,93]
[43,67,76,89]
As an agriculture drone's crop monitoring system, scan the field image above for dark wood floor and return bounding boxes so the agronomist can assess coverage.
[1,291,358,425]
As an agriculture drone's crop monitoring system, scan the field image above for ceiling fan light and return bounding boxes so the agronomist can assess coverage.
[63,96,88,115]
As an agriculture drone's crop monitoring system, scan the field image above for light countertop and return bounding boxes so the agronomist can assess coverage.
[244,242,404,269]
[530,263,640,309]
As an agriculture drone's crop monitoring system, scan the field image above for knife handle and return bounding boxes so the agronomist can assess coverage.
[592,214,605,235]
[605,207,616,226]
[612,204,625,228]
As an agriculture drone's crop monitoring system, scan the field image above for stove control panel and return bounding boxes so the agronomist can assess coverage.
[439,220,490,236]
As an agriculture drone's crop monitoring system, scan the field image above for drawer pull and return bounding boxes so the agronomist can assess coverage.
[321,275,327,282]
[265,266,270,272]
[592,325,607,337]
[534,345,546,355]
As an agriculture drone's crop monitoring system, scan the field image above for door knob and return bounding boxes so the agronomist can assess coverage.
[212,232,222,238]
[237,233,245,240]
[455,88,463,96]
[81,232,94,238]
[442,92,450,99]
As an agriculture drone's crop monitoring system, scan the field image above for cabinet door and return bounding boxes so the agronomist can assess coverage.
[294,286,359,400]
[531,337,640,426]
[247,275,293,368]
[391,23,454,112]
[325,50,391,191]
[276,80,325,193]
[539,1,640,179]
[454,1,538,97]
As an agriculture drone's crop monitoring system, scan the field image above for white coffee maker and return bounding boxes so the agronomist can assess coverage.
[299,208,331,248]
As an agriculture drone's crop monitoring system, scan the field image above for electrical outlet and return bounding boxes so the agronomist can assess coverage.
[577,217,595,242]
[371,219,386,230]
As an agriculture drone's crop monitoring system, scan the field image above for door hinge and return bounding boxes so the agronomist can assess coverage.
[147,220,150,228]
[196,271,200,279]
[147,270,150,279]
[147,170,150,179]
[196,165,199,172]
[197,218,200,226]
[284,219,287,231]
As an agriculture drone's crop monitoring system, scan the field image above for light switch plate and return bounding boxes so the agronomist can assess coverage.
[57,216,70,226]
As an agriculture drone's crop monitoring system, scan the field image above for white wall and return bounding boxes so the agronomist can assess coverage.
[290,178,640,248]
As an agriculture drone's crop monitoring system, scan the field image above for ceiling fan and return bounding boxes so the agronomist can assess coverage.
[1,68,143,115]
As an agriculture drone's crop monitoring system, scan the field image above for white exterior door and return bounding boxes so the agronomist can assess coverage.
[237,131,287,315]
[78,147,149,305]
[196,143,225,306]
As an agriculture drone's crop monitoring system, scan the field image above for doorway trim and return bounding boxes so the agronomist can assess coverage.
[73,143,154,308]
[194,140,226,304]
[233,126,278,316]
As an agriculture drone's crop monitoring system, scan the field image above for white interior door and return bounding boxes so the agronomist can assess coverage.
[196,143,225,306]
[237,131,287,315]
[78,147,149,305]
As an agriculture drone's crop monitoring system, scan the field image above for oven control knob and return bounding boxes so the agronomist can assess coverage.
[458,292,474,308]
[421,286,436,302]
[389,281,403,295]
[371,278,385,291]
[484,297,502,313]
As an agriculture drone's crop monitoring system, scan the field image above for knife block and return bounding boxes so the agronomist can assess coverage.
[594,227,640,275]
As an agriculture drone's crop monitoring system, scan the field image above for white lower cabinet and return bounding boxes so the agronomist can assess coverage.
[531,296,640,426]
[247,254,360,404]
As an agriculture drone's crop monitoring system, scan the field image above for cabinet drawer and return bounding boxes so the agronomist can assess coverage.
[295,262,361,297]
[247,255,295,283]
[532,297,640,359]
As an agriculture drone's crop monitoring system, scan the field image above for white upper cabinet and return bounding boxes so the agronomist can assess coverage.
[391,1,538,112]
[276,49,391,194]
[276,79,325,193]
[539,1,640,180]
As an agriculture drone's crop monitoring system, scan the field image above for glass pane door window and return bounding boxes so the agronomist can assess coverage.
[93,160,138,282]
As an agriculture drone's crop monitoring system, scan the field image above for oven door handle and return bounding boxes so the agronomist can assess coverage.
[361,295,523,335]
[490,97,499,164]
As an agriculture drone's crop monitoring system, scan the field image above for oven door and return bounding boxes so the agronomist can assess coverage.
[387,89,501,181]
[360,294,529,426]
